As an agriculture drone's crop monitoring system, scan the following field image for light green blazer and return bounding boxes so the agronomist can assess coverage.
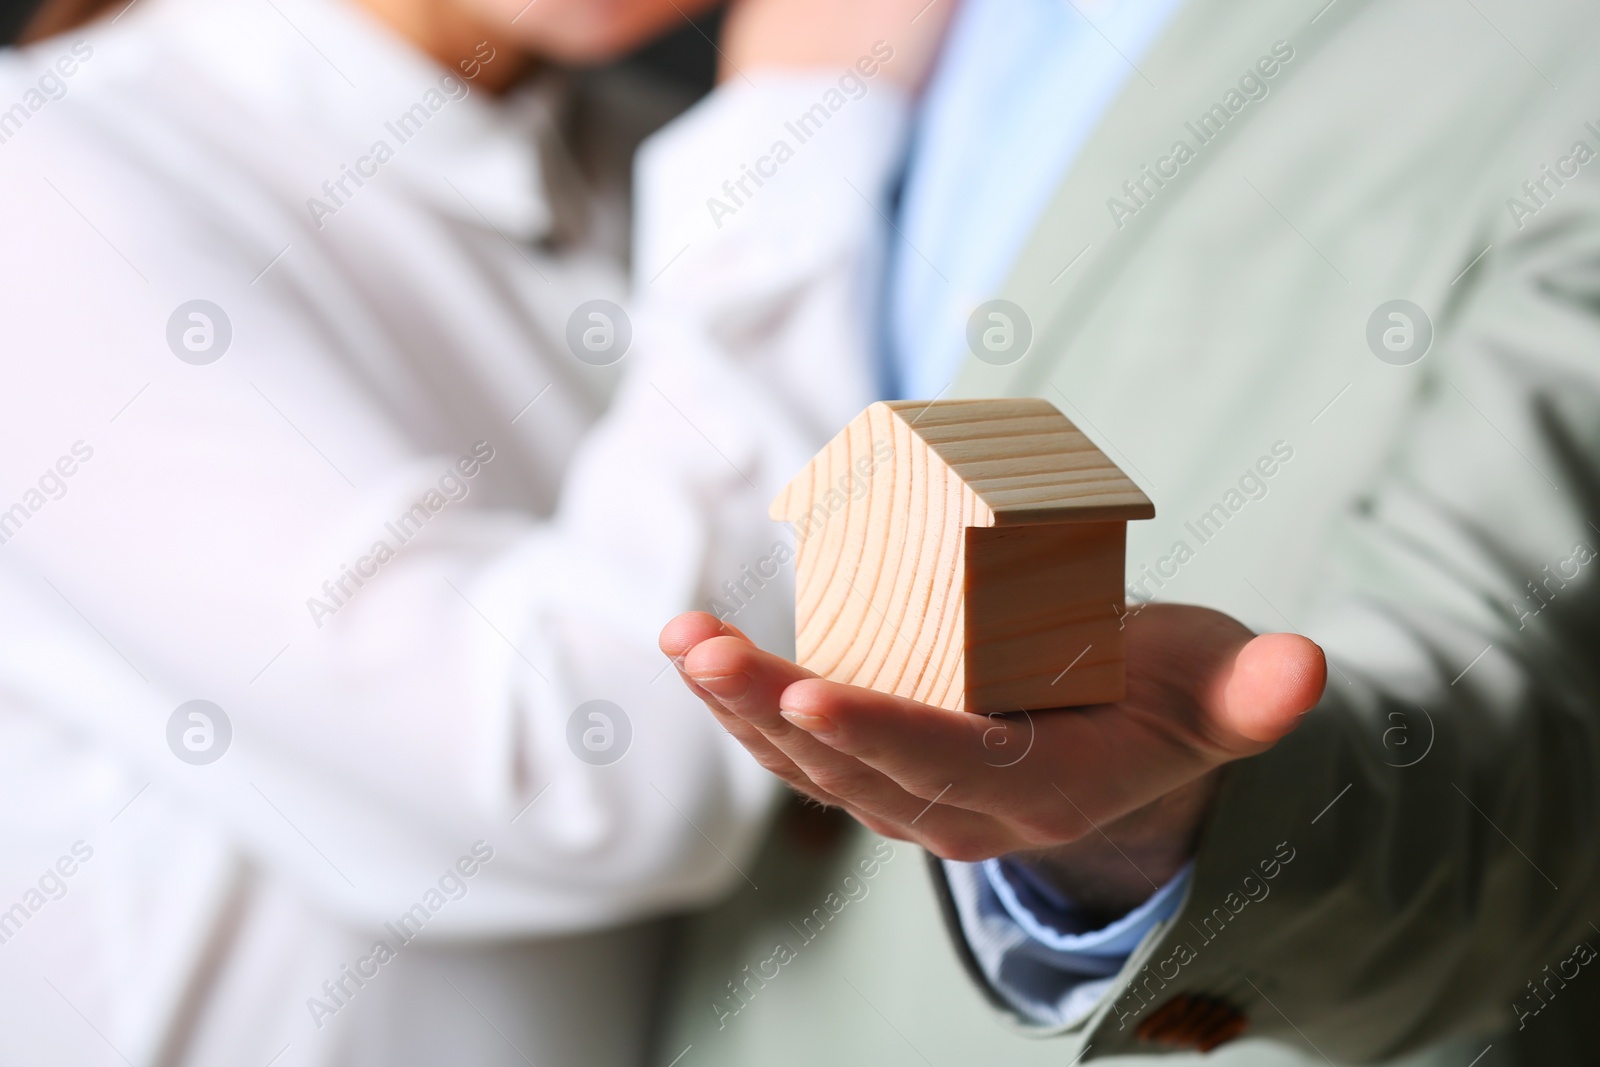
[653,0,1600,1062]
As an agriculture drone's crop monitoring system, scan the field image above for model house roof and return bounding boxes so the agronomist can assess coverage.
[771,398,1154,528]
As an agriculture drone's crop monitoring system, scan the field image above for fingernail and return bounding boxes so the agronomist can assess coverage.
[690,672,751,702]
[779,708,836,739]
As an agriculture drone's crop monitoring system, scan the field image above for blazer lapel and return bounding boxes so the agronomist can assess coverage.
[952,0,1373,400]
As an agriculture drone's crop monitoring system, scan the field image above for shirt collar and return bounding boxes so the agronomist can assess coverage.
[143,0,556,241]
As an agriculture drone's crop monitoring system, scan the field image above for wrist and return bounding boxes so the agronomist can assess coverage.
[718,0,953,92]
[1010,771,1220,923]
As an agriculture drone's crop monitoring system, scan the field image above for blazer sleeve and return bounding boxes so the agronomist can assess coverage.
[941,146,1600,1065]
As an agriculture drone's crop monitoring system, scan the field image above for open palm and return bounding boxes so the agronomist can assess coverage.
[662,603,1326,910]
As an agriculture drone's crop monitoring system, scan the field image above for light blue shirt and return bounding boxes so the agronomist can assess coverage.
[943,858,1192,1027]
[883,0,1191,1025]
[886,0,1187,400]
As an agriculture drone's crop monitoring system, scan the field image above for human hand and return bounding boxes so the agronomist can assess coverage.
[719,0,959,91]
[660,604,1326,917]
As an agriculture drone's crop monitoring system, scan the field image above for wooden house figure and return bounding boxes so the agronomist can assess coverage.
[770,399,1154,714]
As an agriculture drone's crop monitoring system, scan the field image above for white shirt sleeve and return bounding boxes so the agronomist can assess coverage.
[0,71,908,936]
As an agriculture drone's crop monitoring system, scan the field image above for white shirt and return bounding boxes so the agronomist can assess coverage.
[0,0,905,1062]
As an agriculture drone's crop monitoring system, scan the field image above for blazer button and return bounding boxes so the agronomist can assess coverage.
[1136,994,1249,1052]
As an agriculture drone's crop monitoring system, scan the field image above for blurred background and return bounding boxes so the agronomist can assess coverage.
[0,0,724,89]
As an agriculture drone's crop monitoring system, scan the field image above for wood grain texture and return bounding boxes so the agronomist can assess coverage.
[775,403,976,711]
[770,399,1148,713]
[964,523,1125,711]
[879,398,1153,526]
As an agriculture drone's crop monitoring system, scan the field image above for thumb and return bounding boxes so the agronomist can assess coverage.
[1210,632,1328,746]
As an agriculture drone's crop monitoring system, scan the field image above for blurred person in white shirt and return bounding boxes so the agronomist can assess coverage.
[0,0,950,1063]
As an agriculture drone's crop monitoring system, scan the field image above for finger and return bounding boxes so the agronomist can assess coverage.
[1127,606,1325,755]
[679,633,819,728]
[773,674,1209,851]
[774,676,996,800]
[659,611,752,684]
[773,676,1062,844]
[660,621,909,835]
[659,612,759,719]
[659,614,821,794]
[761,677,1030,854]
[684,639,1014,850]
[1214,632,1327,744]
[681,637,886,791]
